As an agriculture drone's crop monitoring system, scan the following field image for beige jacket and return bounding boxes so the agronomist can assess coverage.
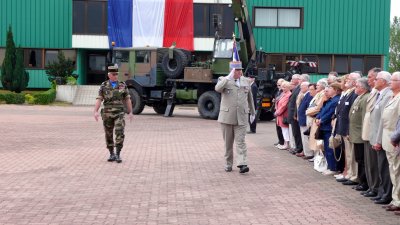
[381,93,400,152]
[215,76,255,126]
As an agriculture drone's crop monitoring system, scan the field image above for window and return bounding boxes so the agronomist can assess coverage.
[364,56,382,74]
[318,55,332,73]
[114,50,129,64]
[24,49,43,68]
[136,51,150,63]
[45,50,59,65]
[301,55,317,73]
[334,56,348,73]
[73,0,108,35]
[213,39,235,58]
[194,4,233,37]
[350,56,364,73]
[254,7,302,28]
[0,48,5,65]
[89,55,106,71]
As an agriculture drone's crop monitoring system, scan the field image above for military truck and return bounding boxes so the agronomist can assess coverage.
[110,0,278,120]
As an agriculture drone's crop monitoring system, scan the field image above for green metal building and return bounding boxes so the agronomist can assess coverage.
[0,0,391,88]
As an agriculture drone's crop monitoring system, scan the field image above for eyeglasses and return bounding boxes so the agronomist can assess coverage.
[375,78,384,81]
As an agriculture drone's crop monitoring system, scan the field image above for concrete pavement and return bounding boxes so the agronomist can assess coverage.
[0,105,398,225]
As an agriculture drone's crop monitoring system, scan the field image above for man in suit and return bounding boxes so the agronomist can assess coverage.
[215,61,256,173]
[335,72,360,185]
[370,71,393,205]
[380,71,400,212]
[349,77,370,191]
[248,76,258,133]
[360,67,381,198]
[288,74,303,154]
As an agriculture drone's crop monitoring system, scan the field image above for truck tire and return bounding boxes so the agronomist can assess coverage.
[152,102,167,114]
[161,49,188,79]
[197,91,221,120]
[259,111,275,121]
[129,88,145,114]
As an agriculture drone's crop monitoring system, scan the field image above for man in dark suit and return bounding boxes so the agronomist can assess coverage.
[248,76,258,133]
[288,74,303,153]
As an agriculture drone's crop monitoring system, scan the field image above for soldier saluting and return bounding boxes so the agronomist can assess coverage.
[94,65,133,163]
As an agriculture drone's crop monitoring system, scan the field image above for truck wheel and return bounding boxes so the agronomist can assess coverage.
[161,49,188,79]
[153,102,167,114]
[129,88,145,114]
[197,91,221,120]
[259,111,275,121]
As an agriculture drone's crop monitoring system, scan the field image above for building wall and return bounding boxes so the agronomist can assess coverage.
[0,0,72,48]
[248,0,390,55]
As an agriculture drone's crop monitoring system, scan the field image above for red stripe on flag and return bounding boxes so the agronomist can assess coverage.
[163,0,194,51]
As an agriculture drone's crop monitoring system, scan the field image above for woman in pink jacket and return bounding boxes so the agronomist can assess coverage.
[274,81,292,150]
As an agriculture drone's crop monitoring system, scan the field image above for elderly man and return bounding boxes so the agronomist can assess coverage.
[335,72,360,185]
[360,68,382,198]
[380,71,400,212]
[288,74,303,154]
[370,71,393,205]
[215,61,255,173]
[349,78,370,191]
[296,82,313,158]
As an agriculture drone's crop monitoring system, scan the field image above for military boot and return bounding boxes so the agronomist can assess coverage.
[107,148,116,162]
[115,148,122,163]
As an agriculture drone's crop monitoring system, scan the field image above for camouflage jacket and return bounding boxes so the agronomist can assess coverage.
[97,80,130,108]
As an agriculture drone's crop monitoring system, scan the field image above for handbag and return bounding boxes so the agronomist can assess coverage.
[329,134,342,149]
[313,150,327,172]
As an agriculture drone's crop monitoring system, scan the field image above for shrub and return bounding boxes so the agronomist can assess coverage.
[66,76,77,85]
[0,92,25,104]
[32,88,56,105]
[45,51,76,85]
[25,93,35,104]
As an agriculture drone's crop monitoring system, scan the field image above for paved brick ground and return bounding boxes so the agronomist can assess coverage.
[0,105,399,225]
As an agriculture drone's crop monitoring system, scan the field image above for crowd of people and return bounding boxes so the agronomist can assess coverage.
[273,68,400,215]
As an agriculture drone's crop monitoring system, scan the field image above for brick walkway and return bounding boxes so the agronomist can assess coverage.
[0,105,398,225]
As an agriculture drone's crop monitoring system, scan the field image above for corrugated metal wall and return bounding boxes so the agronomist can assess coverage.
[0,0,72,48]
[248,0,390,55]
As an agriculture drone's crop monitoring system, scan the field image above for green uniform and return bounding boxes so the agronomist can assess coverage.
[97,80,130,150]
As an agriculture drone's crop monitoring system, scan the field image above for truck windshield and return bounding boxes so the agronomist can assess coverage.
[113,50,129,64]
[213,39,239,59]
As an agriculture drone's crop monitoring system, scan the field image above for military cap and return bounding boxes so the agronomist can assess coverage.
[108,65,118,73]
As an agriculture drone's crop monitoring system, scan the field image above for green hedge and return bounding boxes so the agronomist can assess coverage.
[32,88,56,105]
[0,93,25,104]
[0,88,56,105]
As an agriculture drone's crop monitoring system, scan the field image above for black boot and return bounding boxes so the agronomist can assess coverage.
[107,148,116,162]
[115,148,122,163]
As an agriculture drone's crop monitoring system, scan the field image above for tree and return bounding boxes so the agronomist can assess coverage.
[1,26,16,90]
[45,51,76,85]
[11,48,29,93]
[1,26,29,93]
[389,16,400,73]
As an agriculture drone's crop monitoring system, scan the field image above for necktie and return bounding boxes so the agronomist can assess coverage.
[376,92,380,101]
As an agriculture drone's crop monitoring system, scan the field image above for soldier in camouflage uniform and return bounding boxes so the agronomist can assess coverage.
[94,66,133,163]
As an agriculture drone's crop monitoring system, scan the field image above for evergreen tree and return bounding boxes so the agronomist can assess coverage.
[11,48,29,93]
[1,26,16,90]
[389,16,400,72]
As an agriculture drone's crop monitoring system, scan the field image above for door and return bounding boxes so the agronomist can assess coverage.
[87,53,107,84]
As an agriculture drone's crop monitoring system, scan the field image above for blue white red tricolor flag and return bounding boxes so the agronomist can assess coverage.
[232,39,240,62]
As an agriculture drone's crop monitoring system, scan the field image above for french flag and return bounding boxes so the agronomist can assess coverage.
[108,0,194,51]
[232,38,240,62]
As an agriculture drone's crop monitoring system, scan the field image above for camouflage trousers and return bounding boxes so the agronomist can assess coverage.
[101,108,125,150]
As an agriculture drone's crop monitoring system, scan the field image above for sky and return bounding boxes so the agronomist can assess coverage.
[391,0,400,21]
